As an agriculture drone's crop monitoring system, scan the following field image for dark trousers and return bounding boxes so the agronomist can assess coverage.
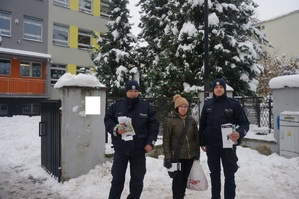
[108,151,146,199]
[206,145,238,199]
[172,159,194,199]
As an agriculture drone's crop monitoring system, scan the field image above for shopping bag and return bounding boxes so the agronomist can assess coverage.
[187,160,208,191]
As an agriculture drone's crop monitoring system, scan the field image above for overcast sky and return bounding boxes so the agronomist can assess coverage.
[128,0,299,36]
[253,0,299,21]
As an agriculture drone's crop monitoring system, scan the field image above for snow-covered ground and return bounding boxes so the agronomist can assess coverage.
[0,115,298,199]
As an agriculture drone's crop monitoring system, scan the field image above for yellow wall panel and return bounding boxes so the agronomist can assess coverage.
[94,0,100,16]
[92,31,100,48]
[70,0,79,11]
[70,26,78,49]
[67,64,77,74]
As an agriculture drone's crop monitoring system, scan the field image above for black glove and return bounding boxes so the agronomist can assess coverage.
[164,159,172,169]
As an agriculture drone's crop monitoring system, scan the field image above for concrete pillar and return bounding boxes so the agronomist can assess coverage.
[58,86,106,182]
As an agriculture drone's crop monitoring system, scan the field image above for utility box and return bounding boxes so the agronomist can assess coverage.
[279,111,299,158]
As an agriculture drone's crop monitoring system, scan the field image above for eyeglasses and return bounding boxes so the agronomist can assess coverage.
[178,106,188,109]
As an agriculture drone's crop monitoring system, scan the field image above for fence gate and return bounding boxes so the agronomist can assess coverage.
[39,100,61,182]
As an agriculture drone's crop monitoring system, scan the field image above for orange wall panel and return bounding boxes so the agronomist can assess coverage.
[11,58,20,78]
[0,58,47,95]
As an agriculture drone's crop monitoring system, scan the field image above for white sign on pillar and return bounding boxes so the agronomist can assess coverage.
[85,96,101,115]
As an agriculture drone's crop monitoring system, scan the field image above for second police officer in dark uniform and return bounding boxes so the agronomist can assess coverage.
[104,80,159,199]
[199,78,250,199]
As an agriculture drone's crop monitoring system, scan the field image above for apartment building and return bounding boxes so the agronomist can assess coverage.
[256,10,299,60]
[0,0,109,116]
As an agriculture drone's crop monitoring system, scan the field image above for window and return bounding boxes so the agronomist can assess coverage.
[22,104,39,115]
[256,25,265,31]
[32,63,42,77]
[78,29,92,49]
[20,62,30,77]
[54,0,69,8]
[79,0,92,13]
[51,63,66,84]
[0,11,11,37]
[53,24,69,46]
[0,59,11,75]
[100,0,110,18]
[0,104,8,116]
[76,66,89,74]
[23,16,42,42]
[20,61,42,78]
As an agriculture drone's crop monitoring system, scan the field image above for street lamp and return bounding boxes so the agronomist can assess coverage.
[204,0,209,99]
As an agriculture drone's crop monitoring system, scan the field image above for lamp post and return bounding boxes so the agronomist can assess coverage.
[204,0,209,99]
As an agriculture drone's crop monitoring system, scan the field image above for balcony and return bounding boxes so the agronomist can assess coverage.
[0,77,47,96]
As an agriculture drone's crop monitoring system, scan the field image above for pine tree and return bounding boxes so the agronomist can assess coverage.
[207,0,268,96]
[138,0,269,97]
[91,0,137,97]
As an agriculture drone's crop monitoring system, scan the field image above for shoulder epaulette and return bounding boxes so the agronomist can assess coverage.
[140,99,153,106]
[140,98,147,103]
[204,98,213,104]
[228,97,241,103]
[110,98,124,105]
[115,98,124,102]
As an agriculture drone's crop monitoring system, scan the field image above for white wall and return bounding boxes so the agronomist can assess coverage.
[258,11,299,60]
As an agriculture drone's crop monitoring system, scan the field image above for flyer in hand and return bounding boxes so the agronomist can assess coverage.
[117,116,135,141]
[167,162,181,172]
[221,123,234,148]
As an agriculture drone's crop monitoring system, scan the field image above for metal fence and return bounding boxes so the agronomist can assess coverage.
[106,95,273,133]
[105,97,201,137]
[235,95,273,129]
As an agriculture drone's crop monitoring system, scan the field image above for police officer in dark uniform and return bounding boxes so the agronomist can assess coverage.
[199,79,250,199]
[104,80,159,199]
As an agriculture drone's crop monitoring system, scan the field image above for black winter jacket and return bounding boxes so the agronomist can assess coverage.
[104,97,159,154]
[199,95,250,147]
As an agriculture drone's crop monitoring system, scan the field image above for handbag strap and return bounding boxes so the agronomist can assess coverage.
[172,118,190,161]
